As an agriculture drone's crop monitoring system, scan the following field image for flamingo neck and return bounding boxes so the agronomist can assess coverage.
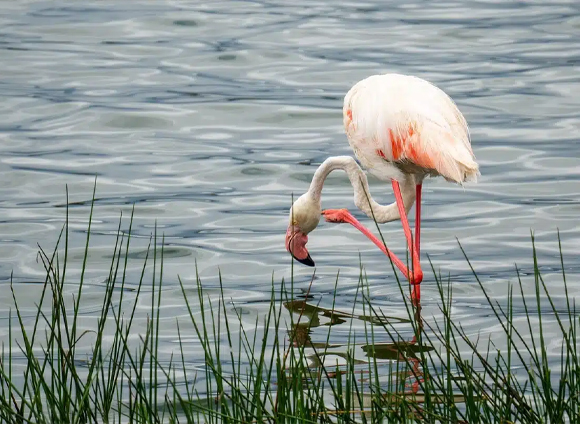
[307,156,416,223]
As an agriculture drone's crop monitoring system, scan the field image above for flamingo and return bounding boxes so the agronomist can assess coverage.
[285,73,479,302]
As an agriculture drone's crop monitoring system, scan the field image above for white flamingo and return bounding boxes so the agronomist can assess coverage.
[285,73,479,302]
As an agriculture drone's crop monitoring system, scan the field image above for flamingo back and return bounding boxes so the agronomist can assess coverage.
[343,74,479,183]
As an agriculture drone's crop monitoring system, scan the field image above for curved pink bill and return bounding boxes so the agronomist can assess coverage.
[285,226,315,267]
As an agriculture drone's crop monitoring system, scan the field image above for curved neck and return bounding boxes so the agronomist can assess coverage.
[307,156,416,223]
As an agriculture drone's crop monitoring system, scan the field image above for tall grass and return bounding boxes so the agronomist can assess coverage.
[0,191,578,423]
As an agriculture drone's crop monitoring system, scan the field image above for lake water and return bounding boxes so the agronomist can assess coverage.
[1,0,579,404]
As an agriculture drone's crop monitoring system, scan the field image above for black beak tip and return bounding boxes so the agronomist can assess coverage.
[294,253,315,267]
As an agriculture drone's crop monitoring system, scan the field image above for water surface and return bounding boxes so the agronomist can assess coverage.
[0,0,579,398]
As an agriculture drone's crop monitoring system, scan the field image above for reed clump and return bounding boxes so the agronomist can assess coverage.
[0,190,577,423]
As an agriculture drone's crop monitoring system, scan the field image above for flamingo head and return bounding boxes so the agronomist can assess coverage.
[285,193,321,267]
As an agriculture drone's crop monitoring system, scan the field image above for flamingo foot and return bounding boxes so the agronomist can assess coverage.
[322,208,353,224]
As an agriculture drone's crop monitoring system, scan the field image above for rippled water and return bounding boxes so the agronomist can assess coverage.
[1,0,579,400]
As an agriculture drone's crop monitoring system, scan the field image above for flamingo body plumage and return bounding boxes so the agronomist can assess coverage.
[285,73,479,302]
[343,74,478,184]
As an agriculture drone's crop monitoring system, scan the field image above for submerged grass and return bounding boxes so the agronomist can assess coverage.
[0,189,578,423]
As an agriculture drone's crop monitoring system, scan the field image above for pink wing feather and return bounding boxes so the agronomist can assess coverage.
[343,74,478,183]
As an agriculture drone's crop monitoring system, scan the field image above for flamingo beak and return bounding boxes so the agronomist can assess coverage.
[285,225,315,267]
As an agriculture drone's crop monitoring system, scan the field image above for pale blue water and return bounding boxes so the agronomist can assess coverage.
[0,0,579,403]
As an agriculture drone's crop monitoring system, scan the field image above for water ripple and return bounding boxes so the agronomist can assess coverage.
[0,0,578,389]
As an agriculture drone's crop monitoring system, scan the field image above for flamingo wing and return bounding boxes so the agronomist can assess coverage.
[343,74,479,183]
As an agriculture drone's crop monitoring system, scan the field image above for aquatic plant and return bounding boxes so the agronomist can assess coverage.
[0,189,577,423]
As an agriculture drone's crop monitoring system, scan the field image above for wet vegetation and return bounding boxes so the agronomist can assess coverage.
[0,191,578,423]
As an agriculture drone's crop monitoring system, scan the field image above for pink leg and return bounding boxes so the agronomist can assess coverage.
[415,183,422,257]
[323,180,423,301]
[391,181,423,290]
[322,209,416,283]
[413,183,422,302]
